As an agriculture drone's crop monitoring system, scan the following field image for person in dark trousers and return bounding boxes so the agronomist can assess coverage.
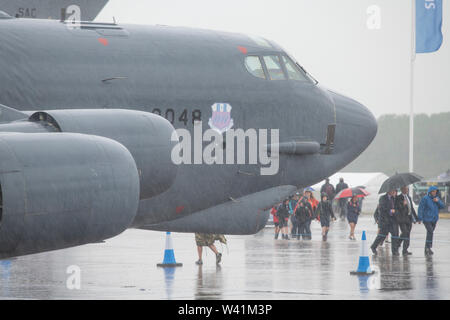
[277,199,291,240]
[293,198,312,240]
[371,190,400,256]
[346,195,361,240]
[336,178,349,219]
[320,178,336,200]
[418,186,445,256]
[289,194,300,238]
[270,205,280,239]
[316,193,336,241]
[304,189,318,240]
[395,186,419,255]
[373,205,385,246]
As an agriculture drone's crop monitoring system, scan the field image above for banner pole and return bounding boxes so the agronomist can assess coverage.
[409,0,416,174]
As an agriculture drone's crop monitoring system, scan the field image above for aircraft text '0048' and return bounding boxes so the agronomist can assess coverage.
[152,108,202,126]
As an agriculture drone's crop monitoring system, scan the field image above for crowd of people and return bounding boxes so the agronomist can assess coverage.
[271,177,446,257]
[371,185,445,256]
[193,179,445,265]
[270,178,360,242]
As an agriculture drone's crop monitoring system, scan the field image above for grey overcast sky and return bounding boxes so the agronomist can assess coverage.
[97,0,450,117]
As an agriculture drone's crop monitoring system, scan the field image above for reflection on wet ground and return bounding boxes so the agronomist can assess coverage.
[1,217,449,299]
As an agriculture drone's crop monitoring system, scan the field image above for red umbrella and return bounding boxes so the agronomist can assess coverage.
[334,187,370,199]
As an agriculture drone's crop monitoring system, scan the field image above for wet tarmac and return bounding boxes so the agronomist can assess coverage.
[1,216,449,300]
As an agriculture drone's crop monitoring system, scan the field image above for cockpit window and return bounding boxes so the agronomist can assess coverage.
[263,55,286,80]
[282,55,309,81]
[244,56,266,79]
[244,53,318,84]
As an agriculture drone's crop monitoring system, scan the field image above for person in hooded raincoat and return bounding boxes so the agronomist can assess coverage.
[418,186,445,256]
[293,198,313,240]
[316,193,336,241]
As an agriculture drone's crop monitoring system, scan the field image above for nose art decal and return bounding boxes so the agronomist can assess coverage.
[208,103,234,134]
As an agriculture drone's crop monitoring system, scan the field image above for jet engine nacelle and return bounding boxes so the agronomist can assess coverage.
[0,132,140,258]
[0,109,178,200]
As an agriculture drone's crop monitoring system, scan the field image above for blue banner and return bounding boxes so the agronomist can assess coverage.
[416,0,443,53]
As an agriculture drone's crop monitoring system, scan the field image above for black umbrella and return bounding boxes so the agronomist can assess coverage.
[378,172,423,194]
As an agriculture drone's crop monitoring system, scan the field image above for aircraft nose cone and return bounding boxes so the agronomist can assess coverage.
[330,91,377,156]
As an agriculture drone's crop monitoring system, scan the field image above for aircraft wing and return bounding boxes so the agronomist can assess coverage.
[0,0,108,21]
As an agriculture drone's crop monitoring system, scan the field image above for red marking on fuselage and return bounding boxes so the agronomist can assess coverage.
[237,46,248,54]
[98,38,109,46]
[176,206,185,214]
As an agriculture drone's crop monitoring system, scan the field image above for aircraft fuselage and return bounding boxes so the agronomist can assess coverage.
[0,18,377,229]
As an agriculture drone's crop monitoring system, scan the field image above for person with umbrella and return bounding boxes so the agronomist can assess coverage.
[373,172,423,256]
[334,187,369,240]
[347,195,361,240]
[418,186,445,256]
[395,186,419,255]
[370,189,400,256]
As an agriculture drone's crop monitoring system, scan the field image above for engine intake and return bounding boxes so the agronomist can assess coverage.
[0,133,140,258]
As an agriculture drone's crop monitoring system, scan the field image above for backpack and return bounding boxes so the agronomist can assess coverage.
[325,184,334,196]
[295,206,310,223]
[293,196,306,215]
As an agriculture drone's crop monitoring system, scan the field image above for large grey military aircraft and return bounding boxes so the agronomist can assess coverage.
[0,0,108,20]
[0,1,377,259]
